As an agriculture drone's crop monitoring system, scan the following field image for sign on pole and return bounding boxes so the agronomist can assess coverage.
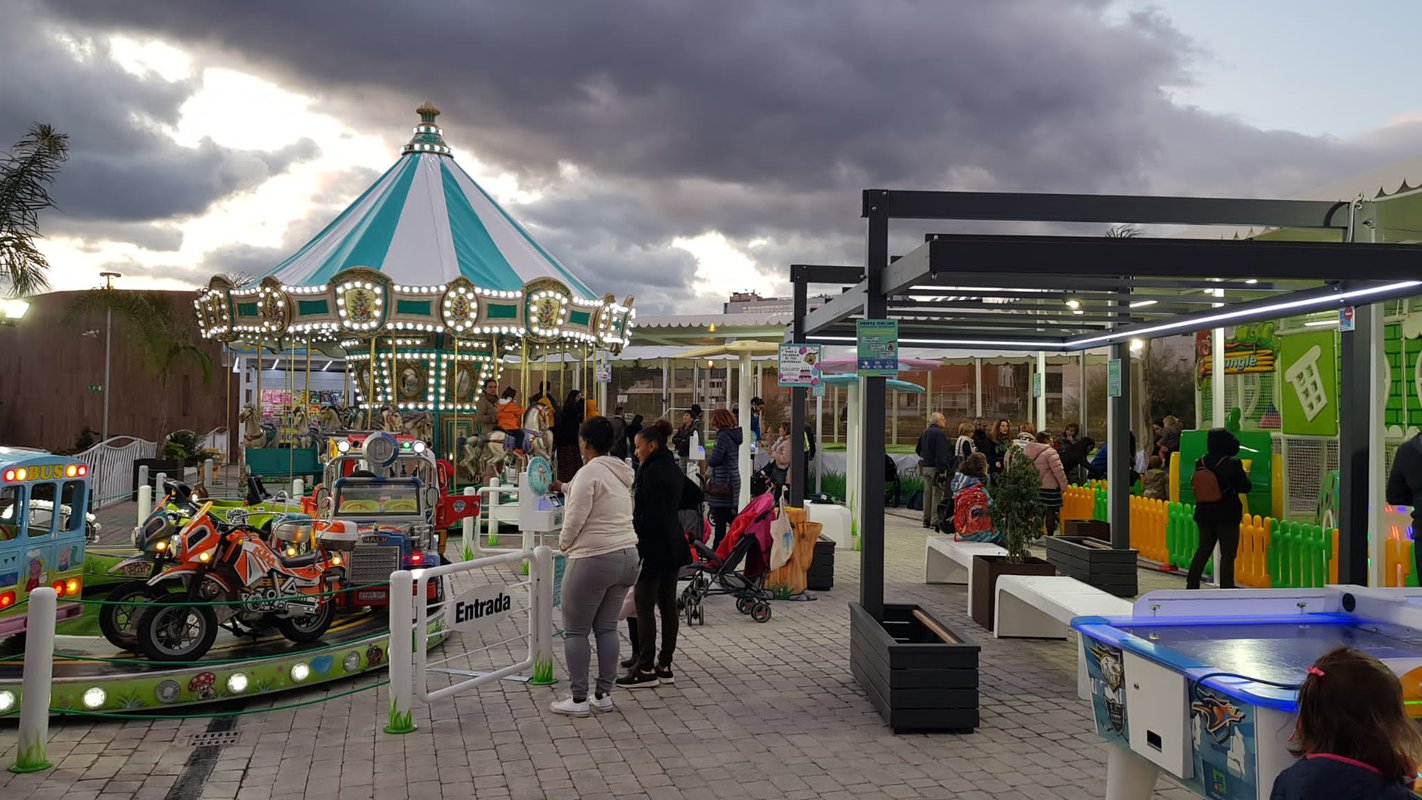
[777,343,823,388]
[1032,371,1043,398]
[446,583,518,635]
[1107,358,1123,398]
[1339,306,1355,332]
[856,319,899,376]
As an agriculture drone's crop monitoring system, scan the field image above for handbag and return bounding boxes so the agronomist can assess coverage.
[705,482,734,499]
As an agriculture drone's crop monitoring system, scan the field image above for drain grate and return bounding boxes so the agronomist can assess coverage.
[187,730,242,747]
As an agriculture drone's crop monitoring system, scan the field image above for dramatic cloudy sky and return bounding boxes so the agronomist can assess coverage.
[7,0,1422,312]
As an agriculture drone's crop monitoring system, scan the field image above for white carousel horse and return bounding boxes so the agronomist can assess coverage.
[478,405,553,482]
[239,404,275,449]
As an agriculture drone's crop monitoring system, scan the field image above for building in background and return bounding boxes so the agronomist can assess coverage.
[723,292,830,315]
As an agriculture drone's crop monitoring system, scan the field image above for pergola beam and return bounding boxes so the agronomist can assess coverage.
[803,285,866,336]
[868,189,1351,229]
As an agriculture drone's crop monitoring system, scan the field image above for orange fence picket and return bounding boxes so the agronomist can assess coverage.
[1236,514,1271,589]
[1128,496,1169,564]
[1062,486,1095,523]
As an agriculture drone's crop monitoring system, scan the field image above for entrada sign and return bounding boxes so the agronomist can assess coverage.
[445,584,518,634]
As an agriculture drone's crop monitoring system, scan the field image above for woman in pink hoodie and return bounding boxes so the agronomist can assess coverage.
[1006,427,1070,536]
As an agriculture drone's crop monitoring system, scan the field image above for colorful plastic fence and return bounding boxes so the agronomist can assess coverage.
[1066,484,1346,589]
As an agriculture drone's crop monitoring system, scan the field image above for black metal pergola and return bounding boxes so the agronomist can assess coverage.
[785,189,1422,622]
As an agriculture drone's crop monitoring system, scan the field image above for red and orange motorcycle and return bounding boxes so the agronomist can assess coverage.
[133,501,343,662]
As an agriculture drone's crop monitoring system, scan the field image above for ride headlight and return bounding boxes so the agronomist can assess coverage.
[337,440,351,453]
[412,441,426,454]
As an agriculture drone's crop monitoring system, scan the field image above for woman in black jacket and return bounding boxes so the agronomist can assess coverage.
[618,419,690,689]
[1187,428,1252,589]
[555,390,585,482]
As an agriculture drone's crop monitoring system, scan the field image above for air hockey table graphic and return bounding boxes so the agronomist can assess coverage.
[1071,587,1422,800]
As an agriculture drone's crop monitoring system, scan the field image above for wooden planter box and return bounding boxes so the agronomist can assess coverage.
[1045,536,1139,597]
[849,602,979,733]
[969,555,1057,630]
[807,536,835,591]
[1062,519,1111,542]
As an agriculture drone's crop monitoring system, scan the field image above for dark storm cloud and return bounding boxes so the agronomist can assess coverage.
[0,2,320,230]
[33,0,1422,311]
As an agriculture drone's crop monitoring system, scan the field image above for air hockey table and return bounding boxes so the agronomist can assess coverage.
[1071,586,1422,800]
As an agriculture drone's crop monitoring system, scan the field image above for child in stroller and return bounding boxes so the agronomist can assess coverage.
[679,491,776,625]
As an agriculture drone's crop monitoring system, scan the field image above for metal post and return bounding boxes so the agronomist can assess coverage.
[461,486,477,560]
[1339,305,1372,585]
[738,352,752,509]
[1210,299,1227,584]
[832,385,840,445]
[890,389,899,447]
[662,357,670,417]
[1367,304,1386,587]
[1036,351,1047,432]
[385,570,416,734]
[1106,339,1132,550]
[790,275,808,507]
[10,588,57,772]
[861,194,888,621]
[99,271,120,443]
[530,545,556,685]
[1078,352,1087,437]
[846,383,861,537]
[814,391,824,495]
[974,357,983,418]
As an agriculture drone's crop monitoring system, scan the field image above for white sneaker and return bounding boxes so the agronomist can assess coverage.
[590,693,616,713]
[550,696,590,717]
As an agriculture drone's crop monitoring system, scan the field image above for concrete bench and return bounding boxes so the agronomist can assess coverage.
[923,535,1006,585]
[991,574,1134,701]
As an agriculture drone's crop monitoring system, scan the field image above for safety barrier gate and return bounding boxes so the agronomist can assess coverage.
[386,546,554,734]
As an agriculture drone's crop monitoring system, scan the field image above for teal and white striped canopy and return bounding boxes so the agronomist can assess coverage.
[264,107,595,299]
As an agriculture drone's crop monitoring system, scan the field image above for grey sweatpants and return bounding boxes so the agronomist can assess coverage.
[560,548,640,698]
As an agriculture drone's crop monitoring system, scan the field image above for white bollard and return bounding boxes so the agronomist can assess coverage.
[529,546,556,686]
[155,472,167,495]
[10,587,57,772]
[293,478,304,499]
[136,465,149,498]
[137,485,153,526]
[204,458,215,485]
[385,570,415,734]
[461,486,477,559]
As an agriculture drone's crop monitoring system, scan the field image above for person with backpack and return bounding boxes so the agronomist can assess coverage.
[915,413,952,528]
[1186,427,1252,589]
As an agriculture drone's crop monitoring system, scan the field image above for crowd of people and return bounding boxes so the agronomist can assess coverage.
[915,413,1247,592]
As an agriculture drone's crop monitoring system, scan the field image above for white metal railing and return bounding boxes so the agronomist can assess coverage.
[73,436,157,508]
[199,426,230,464]
[386,546,554,733]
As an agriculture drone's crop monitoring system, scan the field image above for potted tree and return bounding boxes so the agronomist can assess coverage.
[969,443,1058,629]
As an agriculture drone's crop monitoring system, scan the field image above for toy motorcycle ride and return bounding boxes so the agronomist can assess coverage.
[99,480,207,650]
[132,500,344,662]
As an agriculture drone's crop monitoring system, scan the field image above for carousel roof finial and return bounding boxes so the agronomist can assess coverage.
[403,101,452,157]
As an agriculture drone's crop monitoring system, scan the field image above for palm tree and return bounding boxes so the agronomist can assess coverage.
[1,123,69,297]
[66,290,214,438]
[1106,223,1140,238]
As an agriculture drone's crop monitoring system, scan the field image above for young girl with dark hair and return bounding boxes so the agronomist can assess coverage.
[1270,647,1422,799]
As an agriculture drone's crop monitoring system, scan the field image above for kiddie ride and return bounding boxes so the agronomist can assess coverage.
[310,430,478,563]
[0,441,458,717]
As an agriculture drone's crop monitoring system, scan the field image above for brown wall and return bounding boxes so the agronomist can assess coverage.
[0,290,237,453]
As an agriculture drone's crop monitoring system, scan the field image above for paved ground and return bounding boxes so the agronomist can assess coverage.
[0,495,1201,800]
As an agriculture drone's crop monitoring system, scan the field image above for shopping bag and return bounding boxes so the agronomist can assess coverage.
[769,504,794,570]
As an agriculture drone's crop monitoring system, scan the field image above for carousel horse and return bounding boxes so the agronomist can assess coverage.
[478,404,553,482]
[380,406,403,434]
[316,404,345,433]
[239,404,276,449]
[401,410,435,444]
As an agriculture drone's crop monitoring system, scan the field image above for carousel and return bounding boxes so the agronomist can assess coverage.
[195,103,634,481]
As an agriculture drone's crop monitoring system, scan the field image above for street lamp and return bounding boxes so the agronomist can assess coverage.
[100,272,121,443]
[0,298,29,323]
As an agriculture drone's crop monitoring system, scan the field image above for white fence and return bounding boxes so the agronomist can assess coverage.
[73,436,157,508]
[386,547,554,733]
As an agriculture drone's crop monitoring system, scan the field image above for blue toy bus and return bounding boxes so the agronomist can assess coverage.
[0,447,91,637]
